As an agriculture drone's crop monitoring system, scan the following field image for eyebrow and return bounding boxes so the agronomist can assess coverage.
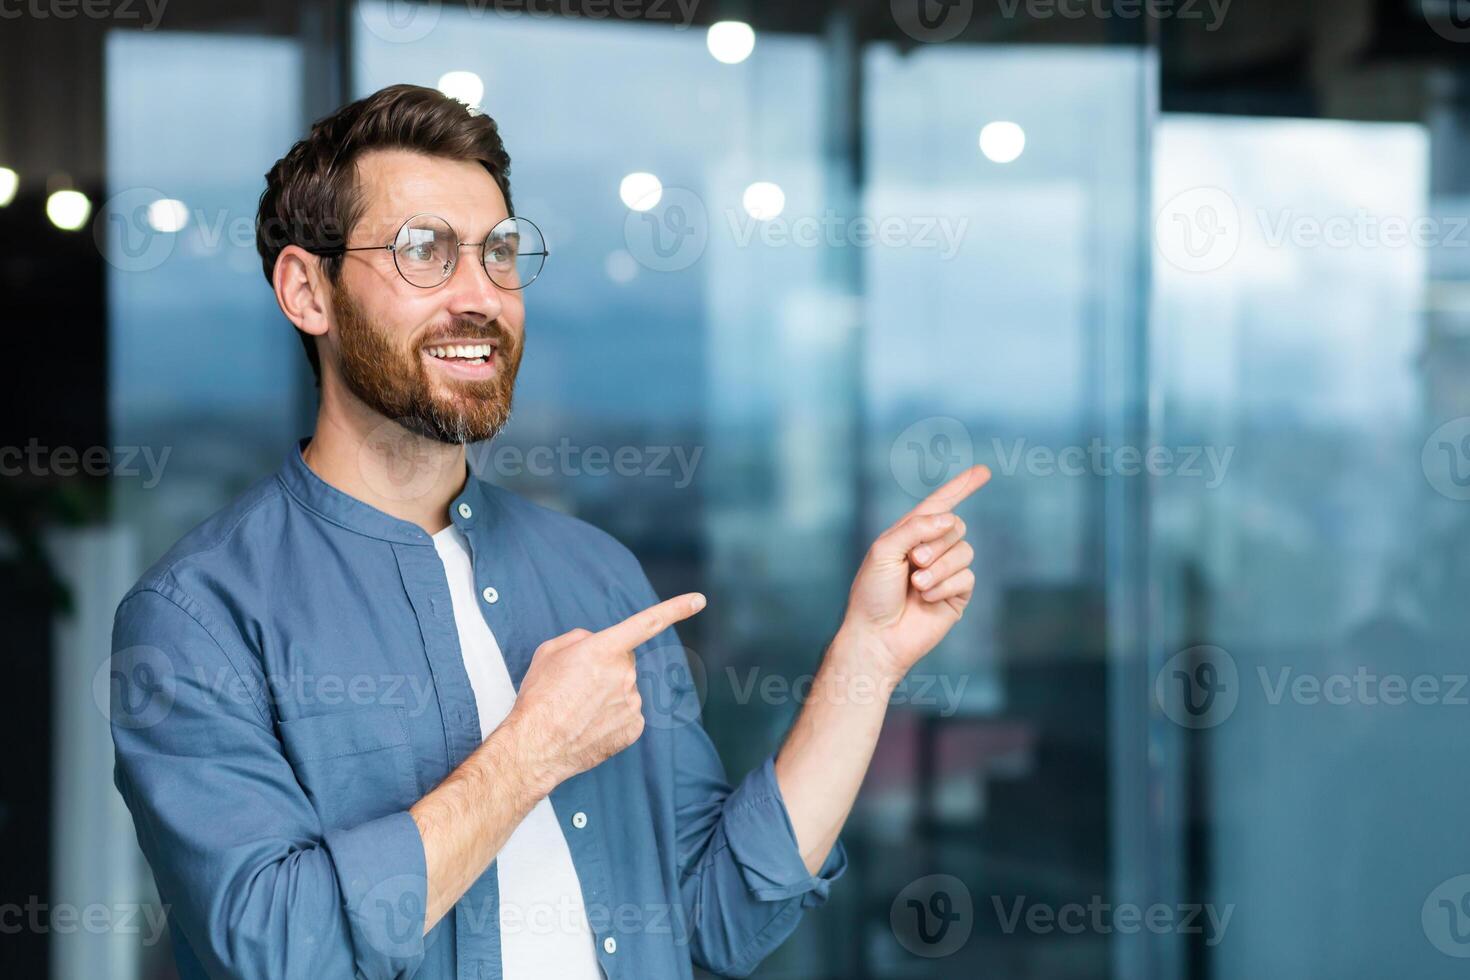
[374,213,512,243]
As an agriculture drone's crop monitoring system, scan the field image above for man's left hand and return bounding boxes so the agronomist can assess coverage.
[839,464,990,682]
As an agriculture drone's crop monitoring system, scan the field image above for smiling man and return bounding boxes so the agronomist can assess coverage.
[109,84,987,980]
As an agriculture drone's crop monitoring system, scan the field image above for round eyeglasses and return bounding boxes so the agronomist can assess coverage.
[310,213,548,290]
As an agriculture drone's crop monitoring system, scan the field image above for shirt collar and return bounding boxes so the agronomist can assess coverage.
[277,437,491,546]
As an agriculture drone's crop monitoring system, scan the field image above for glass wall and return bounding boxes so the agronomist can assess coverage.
[106,31,307,564]
[862,42,1152,980]
[91,28,305,980]
[1152,110,1470,978]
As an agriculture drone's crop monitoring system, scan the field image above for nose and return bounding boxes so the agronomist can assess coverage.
[443,245,506,324]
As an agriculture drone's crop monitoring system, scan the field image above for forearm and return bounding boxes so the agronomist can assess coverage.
[410,714,553,932]
[774,625,901,874]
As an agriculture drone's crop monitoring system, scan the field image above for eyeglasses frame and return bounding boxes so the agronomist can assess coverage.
[303,212,549,290]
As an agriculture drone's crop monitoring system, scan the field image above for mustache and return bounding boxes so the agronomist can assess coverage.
[418,320,511,348]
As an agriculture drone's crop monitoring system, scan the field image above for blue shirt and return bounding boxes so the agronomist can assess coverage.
[109,440,846,979]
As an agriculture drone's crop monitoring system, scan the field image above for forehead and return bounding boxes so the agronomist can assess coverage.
[352,148,508,241]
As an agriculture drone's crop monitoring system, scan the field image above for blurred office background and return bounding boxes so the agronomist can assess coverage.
[4,0,1470,976]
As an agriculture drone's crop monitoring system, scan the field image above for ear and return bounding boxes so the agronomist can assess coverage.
[273,244,333,341]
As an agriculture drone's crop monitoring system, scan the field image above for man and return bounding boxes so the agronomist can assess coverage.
[110,83,985,979]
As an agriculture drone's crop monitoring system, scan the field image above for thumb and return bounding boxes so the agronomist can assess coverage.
[538,627,593,657]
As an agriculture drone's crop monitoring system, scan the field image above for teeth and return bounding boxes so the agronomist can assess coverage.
[426,343,495,360]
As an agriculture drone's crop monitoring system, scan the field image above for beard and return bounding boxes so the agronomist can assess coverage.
[330,278,522,445]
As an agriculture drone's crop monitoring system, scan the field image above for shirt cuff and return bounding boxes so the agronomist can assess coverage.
[324,810,428,974]
[721,755,849,908]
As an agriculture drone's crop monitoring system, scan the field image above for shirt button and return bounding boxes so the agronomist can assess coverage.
[481,586,499,604]
[457,503,473,519]
[603,937,617,954]
[572,811,588,829]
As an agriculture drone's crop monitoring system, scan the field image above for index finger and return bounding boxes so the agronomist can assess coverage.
[906,464,991,521]
[592,592,707,654]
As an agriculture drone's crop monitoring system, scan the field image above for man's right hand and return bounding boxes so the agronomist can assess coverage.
[505,592,707,793]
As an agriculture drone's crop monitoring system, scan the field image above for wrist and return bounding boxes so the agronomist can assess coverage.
[825,622,908,698]
[487,711,563,802]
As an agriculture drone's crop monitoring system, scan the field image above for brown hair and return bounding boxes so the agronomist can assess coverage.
[255,83,515,382]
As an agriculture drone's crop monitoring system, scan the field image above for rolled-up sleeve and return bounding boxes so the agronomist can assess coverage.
[671,705,848,978]
[719,755,848,906]
[110,585,427,979]
[630,576,846,977]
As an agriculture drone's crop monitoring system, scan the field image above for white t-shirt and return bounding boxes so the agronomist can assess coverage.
[432,525,604,979]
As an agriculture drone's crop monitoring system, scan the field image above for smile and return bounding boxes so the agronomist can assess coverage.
[424,342,496,365]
